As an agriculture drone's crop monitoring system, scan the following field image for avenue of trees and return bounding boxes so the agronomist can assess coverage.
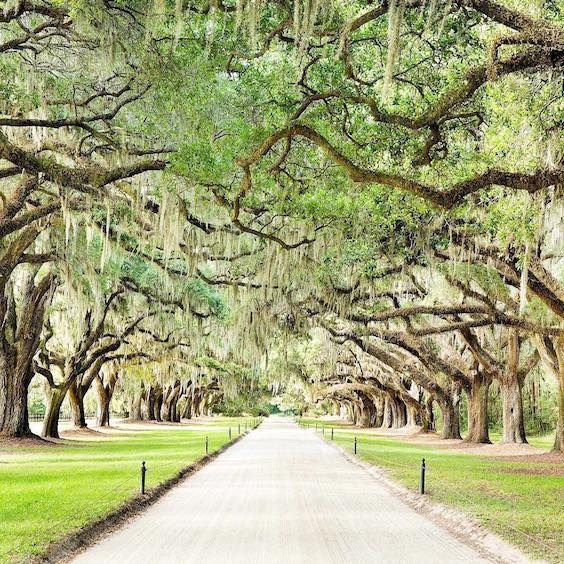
[0,0,562,450]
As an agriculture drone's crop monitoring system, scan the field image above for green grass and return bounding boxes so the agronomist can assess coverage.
[300,418,563,563]
[0,417,256,562]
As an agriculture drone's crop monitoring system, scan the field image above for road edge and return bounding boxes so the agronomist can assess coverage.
[308,427,536,564]
[34,424,260,564]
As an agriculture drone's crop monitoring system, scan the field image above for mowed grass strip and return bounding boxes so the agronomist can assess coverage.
[302,419,563,563]
[0,419,253,562]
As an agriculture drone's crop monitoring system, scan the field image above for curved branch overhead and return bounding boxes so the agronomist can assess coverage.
[0,0,561,456]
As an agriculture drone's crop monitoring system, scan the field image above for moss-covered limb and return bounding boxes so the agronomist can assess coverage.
[447,234,564,320]
[238,123,563,209]
[0,132,166,193]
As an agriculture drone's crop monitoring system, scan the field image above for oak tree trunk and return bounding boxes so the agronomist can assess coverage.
[466,376,491,444]
[68,383,87,429]
[439,397,461,439]
[374,396,384,427]
[552,336,564,452]
[390,396,407,428]
[357,403,371,427]
[0,272,54,437]
[130,388,143,421]
[0,352,32,437]
[182,396,193,419]
[500,377,527,444]
[42,386,68,439]
[554,370,564,452]
[382,396,392,428]
[143,386,156,420]
[425,397,435,431]
[161,382,181,422]
[406,404,418,427]
[154,390,163,421]
[95,379,111,427]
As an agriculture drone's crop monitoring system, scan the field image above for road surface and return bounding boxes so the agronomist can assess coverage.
[73,418,491,563]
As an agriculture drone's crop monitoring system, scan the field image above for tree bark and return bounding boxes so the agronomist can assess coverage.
[182,395,193,419]
[0,351,32,436]
[374,395,384,427]
[192,391,202,418]
[390,396,407,428]
[153,387,163,421]
[382,396,392,428]
[130,384,143,421]
[42,385,68,439]
[357,402,370,427]
[438,397,462,439]
[554,337,564,452]
[533,334,562,452]
[143,385,156,420]
[0,272,54,437]
[466,375,491,443]
[500,377,527,443]
[425,397,435,432]
[68,382,87,429]
[406,404,418,427]
[554,367,564,452]
[499,330,528,444]
[95,377,110,427]
[161,381,181,422]
[356,393,376,427]
[171,398,180,422]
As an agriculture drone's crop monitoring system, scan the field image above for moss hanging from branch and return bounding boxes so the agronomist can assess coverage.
[382,0,405,99]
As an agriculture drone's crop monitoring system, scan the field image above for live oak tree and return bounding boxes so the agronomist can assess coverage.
[0,1,562,451]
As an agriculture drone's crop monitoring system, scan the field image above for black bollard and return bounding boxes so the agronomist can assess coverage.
[205,435,209,455]
[140,461,146,495]
[229,427,232,440]
[419,458,426,494]
[322,426,325,437]
[354,436,357,455]
[331,428,334,440]
[238,423,241,435]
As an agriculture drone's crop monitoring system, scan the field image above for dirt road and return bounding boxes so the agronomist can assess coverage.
[73,418,499,563]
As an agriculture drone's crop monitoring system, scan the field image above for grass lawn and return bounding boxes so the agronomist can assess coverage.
[0,417,256,562]
[300,418,563,563]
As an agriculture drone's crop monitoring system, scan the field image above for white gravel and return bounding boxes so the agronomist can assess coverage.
[73,417,493,564]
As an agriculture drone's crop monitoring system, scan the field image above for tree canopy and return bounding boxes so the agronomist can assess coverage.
[0,0,562,450]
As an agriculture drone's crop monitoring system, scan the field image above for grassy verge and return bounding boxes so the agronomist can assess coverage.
[299,418,563,563]
[0,417,255,562]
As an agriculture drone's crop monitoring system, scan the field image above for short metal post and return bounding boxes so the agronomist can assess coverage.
[331,428,334,440]
[238,423,241,435]
[419,458,426,494]
[140,461,146,495]
[205,435,209,455]
[322,426,325,437]
[229,427,232,440]
[315,423,318,431]
[354,436,357,455]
